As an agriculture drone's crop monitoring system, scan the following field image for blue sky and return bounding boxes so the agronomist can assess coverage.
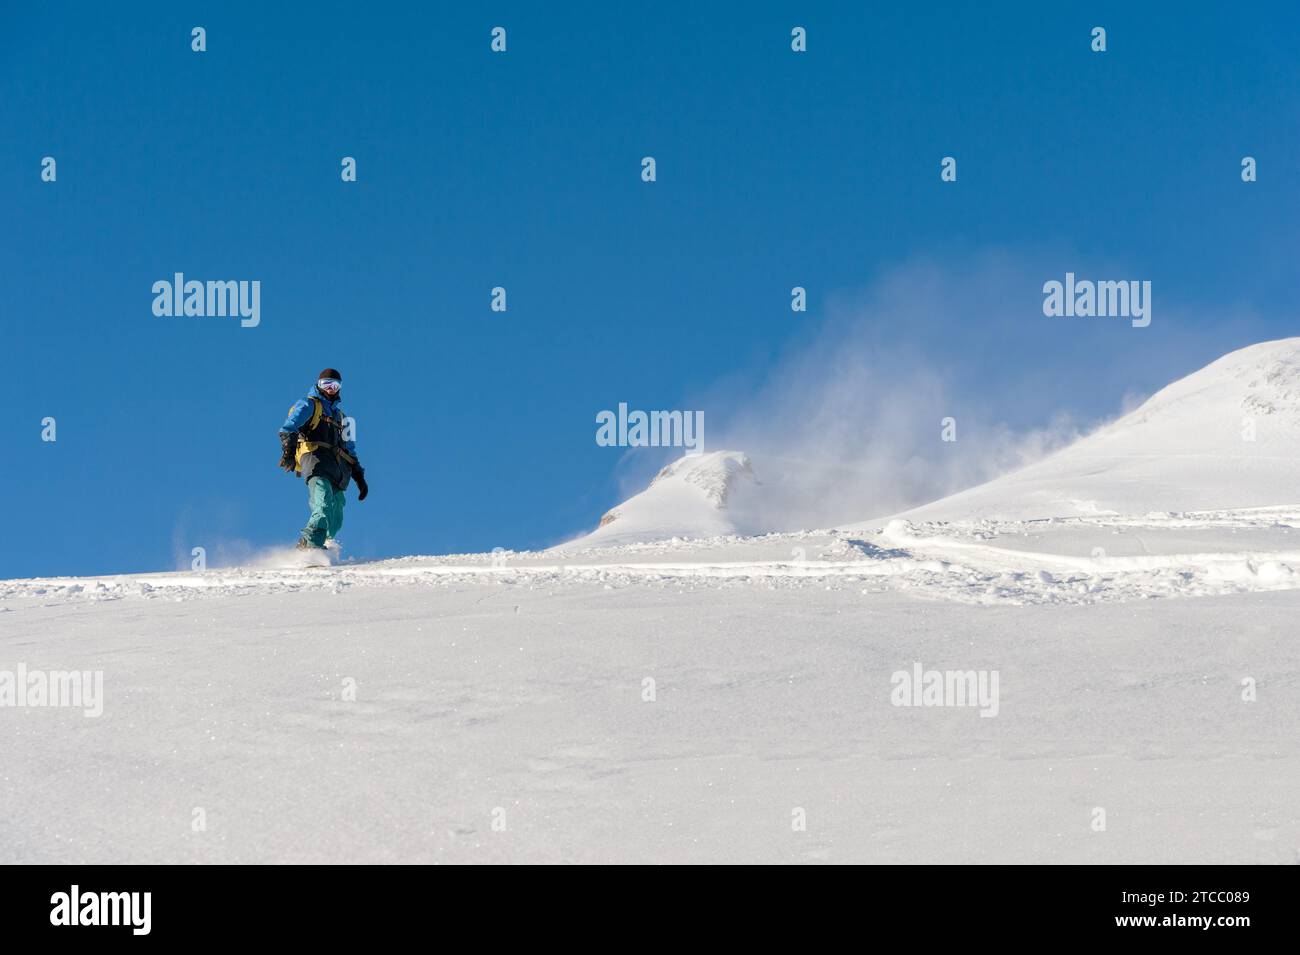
[4,2,1298,577]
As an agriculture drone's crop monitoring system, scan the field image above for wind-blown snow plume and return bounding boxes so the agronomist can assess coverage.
[695,253,1261,530]
[582,254,1261,542]
[697,259,1082,528]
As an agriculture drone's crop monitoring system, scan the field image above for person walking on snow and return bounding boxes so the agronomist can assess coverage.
[278,368,369,551]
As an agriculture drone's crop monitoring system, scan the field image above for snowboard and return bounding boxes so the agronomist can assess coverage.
[289,548,333,569]
[285,540,339,570]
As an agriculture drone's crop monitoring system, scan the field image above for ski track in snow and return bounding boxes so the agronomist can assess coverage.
[8,507,1300,609]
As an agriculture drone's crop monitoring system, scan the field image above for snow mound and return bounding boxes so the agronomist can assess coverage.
[573,339,1300,545]
[890,338,1300,522]
[569,451,760,547]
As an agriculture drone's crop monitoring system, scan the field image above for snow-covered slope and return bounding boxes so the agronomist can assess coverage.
[579,340,1300,545]
[4,533,1300,864]
[893,338,1300,523]
[570,450,761,546]
[9,341,1300,864]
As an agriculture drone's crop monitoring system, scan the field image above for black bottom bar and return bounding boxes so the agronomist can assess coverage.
[1,865,1292,941]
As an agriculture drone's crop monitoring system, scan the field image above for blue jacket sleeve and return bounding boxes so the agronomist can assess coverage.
[280,399,312,435]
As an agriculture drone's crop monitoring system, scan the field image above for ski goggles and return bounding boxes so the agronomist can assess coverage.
[317,378,341,395]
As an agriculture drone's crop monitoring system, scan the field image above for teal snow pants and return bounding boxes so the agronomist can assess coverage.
[301,476,345,547]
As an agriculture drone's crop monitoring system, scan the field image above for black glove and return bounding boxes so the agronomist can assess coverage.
[353,466,369,501]
[278,432,297,473]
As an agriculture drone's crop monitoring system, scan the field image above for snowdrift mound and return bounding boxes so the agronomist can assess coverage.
[891,338,1300,522]
[569,450,761,547]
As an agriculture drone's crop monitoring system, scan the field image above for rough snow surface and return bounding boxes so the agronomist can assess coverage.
[10,507,1300,608]
[3,547,1297,863]
[3,507,1300,863]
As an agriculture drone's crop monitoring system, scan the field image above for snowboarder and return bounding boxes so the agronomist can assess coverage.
[278,368,368,553]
